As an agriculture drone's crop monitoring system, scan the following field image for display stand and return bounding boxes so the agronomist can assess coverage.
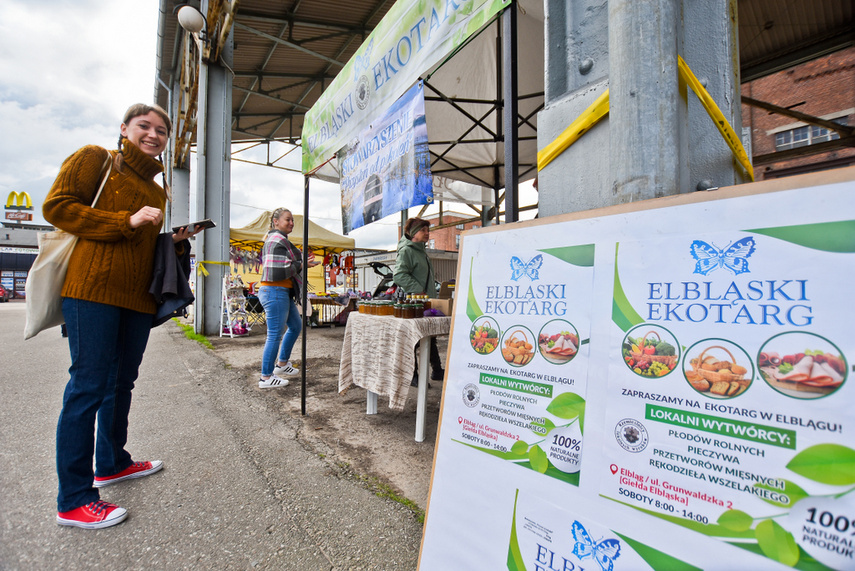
[220,274,249,337]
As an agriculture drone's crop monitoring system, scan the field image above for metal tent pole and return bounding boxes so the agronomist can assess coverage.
[503,0,519,223]
[301,175,310,415]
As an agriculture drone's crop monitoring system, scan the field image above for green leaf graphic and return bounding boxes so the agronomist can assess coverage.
[466,257,484,322]
[612,243,645,332]
[756,480,809,509]
[506,490,526,571]
[511,440,529,455]
[786,444,855,486]
[747,220,855,253]
[717,509,754,532]
[528,445,549,473]
[546,392,585,420]
[539,244,596,267]
[614,532,702,571]
[531,417,556,436]
[756,519,799,567]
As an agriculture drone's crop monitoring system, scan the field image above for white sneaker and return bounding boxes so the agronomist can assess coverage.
[258,374,289,389]
[274,361,300,377]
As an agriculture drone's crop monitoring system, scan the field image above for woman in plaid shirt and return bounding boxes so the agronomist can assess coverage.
[257,208,319,388]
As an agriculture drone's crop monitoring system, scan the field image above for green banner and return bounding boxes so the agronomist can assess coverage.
[480,373,553,399]
[302,0,511,174]
[645,405,797,450]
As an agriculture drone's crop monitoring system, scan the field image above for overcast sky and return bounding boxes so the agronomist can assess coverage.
[0,0,534,251]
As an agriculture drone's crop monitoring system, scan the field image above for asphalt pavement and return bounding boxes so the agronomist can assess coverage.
[0,301,423,570]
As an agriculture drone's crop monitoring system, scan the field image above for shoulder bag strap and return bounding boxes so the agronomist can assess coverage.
[89,153,113,208]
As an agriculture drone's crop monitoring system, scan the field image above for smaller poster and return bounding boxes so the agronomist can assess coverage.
[507,490,697,570]
[338,82,432,234]
[440,239,596,488]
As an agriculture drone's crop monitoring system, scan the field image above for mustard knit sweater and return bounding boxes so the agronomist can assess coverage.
[43,141,166,314]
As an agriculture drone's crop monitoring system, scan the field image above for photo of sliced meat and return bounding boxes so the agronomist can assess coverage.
[538,319,580,365]
[757,331,847,399]
[778,355,814,382]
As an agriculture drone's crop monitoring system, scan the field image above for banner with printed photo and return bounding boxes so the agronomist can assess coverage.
[420,170,855,570]
[603,223,855,569]
[302,0,511,174]
[338,82,432,234]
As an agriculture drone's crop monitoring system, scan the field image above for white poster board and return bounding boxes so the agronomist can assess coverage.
[420,168,855,570]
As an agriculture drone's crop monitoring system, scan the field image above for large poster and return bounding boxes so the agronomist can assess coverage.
[420,171,855,570]
[302,0,511,174]
[338,82,432,234]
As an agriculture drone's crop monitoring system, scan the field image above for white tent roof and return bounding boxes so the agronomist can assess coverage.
[230,211,355,253]
[306,0,544,190]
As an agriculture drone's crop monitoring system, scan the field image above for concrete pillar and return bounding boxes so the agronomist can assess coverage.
[538,0,744,214]
[538,0,611,217]
[171,168,191,227]
[684,0,748,190]
[609,0,688,202]
[195,26,233,335]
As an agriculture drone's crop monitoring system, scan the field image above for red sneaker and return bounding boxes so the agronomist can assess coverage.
[94,460,163,488]
[57,500,127,529]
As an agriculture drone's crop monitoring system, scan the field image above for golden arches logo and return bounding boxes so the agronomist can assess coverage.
[5,191,33,210]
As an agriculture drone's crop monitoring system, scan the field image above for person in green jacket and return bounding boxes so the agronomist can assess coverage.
[394,218,444,384]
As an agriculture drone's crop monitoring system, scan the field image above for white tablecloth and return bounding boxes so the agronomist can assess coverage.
[339,313,451,411]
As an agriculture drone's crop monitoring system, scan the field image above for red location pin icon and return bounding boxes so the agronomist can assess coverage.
[458,417,463,424]
[610,464,618,474]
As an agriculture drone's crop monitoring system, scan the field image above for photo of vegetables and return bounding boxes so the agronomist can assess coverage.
[501,326,536,367]
[538,319,580,365]
[470,317,500,355]
[757,332,847,399]
[621,326,679,378]
[683,340,753,398]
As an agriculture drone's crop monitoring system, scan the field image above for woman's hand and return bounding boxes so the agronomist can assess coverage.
[129,206,164,229]
[307,260,321,267]
[172,224,203,243]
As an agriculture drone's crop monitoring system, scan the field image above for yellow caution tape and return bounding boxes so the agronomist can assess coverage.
[678,56,754,181]
[537,89,610,171]
[196,260,230,277]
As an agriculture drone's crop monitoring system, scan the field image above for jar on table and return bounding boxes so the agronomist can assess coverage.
[393,303,402,318]
[381,301,394,316]
[413,302,424,317]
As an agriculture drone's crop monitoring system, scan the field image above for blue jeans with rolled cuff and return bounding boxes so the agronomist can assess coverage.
[258,286,302,377]
[56,298,152,512]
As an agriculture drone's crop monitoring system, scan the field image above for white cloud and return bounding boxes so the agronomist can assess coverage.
[0,1,536,253]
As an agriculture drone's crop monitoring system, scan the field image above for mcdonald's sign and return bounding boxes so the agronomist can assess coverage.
[5,191,33,210]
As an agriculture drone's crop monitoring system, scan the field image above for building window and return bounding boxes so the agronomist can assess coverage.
[775,118,845,151]
[455,234,461,248]
[428,239,435,249]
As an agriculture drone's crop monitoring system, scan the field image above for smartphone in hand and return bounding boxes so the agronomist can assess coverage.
[172,219,216,233]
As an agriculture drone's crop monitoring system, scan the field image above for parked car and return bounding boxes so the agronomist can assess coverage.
[0,284,10,302]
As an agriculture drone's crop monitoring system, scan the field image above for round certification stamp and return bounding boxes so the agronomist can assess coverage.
[615,418,649,453]
[462,383,480,408]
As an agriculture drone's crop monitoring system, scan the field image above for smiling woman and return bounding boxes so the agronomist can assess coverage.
[42,102,201,530]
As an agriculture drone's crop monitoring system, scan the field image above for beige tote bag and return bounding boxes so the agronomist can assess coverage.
[24,154,111,339]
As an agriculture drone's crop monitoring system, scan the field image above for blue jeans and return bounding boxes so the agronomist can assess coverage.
[56,298,152,512]
[258,286,301,376]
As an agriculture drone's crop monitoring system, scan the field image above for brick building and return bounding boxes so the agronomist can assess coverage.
[398,211,480,252]
[741,46,855,180]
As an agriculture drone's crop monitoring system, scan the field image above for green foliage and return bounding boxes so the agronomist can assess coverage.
[786,444,855,486]
[174,320,214,349]
[755,519,799,567]
[717,509,754,532]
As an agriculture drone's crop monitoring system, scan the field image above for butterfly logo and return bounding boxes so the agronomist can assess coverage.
[571,520,621,571]
[689,236,756,276]
[510,254,543,281]
[352,38,375,82]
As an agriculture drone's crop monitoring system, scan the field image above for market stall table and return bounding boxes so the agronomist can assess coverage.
[339,312,451,442]
[309,295,356,326]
